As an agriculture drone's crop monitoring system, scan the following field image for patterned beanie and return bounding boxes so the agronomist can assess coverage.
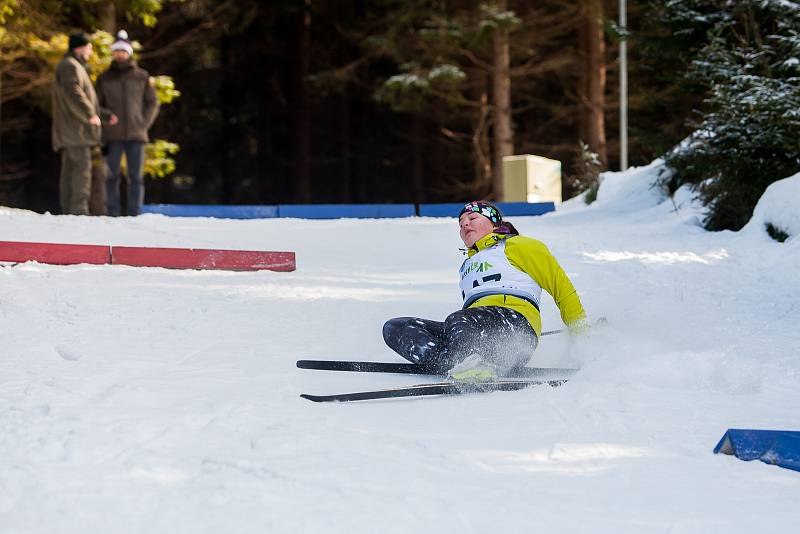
[111,30,133,56]
[458,201,502,226]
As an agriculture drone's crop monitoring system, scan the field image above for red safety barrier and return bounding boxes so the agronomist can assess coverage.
[0,240,295,272]
[111,246,296,272]
[0,240,111,265]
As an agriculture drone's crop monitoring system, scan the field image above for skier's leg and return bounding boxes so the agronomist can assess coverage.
[444,306,538,376]
[382,317,446,367]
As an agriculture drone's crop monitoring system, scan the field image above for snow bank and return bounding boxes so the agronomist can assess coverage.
[591,158,668,210]
[560,158,708,220]
[741,172,800,241]
[557,159,668,214]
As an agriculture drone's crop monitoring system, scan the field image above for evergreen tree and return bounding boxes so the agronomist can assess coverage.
[628,0,712,163]
[658,0,800,230]
[365,1,589,199]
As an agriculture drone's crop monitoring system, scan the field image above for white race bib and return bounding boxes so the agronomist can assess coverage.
[459,239,542,310]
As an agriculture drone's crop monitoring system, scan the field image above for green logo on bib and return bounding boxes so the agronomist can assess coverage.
[461,261,493,279]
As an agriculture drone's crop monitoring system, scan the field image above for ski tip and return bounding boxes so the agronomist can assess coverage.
[300,393,325,402]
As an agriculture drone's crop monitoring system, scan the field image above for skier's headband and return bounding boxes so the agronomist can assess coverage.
[458,201,502,225]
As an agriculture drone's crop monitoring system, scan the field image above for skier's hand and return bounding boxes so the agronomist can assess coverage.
[568,318,590,336]
[569,316,608,336]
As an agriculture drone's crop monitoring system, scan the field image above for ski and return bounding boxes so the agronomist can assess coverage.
[300,378,567,403]
[297,359,433,374]
[296,359,578,379]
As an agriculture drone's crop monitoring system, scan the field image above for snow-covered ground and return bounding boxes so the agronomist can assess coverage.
[1,164,798,533]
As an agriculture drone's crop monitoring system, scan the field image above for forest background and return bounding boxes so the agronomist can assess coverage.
[1,0,798,231]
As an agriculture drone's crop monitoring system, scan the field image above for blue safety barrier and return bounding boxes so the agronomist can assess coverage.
[277,204,416,219]
[141,201,556,220]
[141,204,279,219]
[419,201,555,218]
[714,429,800,472]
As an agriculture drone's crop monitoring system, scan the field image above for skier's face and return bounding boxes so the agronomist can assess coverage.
[459,212,495,247]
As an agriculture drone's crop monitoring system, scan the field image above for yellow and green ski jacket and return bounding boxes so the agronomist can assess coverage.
[459,232,586,336]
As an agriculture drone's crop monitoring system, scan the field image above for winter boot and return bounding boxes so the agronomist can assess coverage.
[448,354,498,382]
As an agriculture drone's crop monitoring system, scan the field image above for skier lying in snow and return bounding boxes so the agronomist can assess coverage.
[383,200,587,381]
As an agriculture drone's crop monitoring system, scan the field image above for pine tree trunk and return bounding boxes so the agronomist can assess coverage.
[410,113,425,203]
[579,0,608,168]
[98,2,116,33]
[219,33,234,203]
[491,0,513,200]
[294,0,312,202]
[472,68,492,197]
[257,82,272,203]
[340,86,351,202]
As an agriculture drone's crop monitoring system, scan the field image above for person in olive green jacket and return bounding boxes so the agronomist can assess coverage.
[96,30,160,216]
[52,32,116,215]
[383,201,588,381]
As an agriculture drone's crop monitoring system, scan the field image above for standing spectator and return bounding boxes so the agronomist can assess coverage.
[96,30,160,216]
[52,31,115,215]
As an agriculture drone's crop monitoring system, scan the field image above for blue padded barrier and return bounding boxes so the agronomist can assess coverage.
[141,201,555,220]
[762,434,800,471]
[419,201,555,218]
[141,204,278,219]
[277,204,416,219]
[418,203,468,217]
[714,429,800,472]
[495,201,556,217]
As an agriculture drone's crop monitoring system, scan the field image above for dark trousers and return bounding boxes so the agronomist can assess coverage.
[59,146,92,215]
[106,140,145,216]
[383,306,538,373]
[89,147,107,216]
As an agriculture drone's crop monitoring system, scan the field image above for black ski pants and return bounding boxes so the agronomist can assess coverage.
[382,306,538,373]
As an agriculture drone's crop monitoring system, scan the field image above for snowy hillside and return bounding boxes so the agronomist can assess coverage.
[1,163,798,533]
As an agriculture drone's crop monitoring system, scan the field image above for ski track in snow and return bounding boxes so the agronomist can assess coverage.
[1,168,799,533]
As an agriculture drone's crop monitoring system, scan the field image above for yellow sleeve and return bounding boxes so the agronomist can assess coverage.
[505,236,586,326]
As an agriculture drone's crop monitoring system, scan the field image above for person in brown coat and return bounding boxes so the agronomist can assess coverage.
[96,30,160,216]
[51,32,116,215]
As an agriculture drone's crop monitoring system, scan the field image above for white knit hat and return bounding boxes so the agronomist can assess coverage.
[110,30,133,56]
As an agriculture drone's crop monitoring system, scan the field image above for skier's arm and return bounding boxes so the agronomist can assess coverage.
[506,237,587,328]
